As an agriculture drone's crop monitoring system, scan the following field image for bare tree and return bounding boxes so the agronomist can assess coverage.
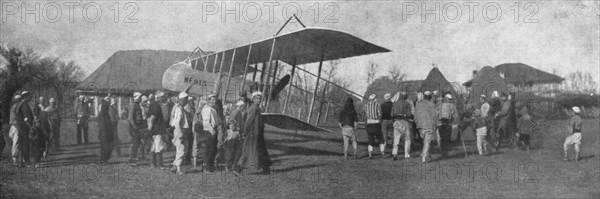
[325,59,340,81]
[0,45,85,127]
[366,61,379,85]
[560,70,599,94]
[387,64,407,84]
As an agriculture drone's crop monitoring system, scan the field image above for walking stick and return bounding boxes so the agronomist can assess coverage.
[459,128,468,158]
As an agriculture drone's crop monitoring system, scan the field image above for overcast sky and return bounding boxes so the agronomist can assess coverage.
[1,0,598,93]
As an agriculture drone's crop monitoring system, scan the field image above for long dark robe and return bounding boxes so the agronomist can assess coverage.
[98,100,114,161]
[237,103,271,171]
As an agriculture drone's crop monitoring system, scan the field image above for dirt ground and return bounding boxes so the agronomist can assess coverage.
[1,118,599,198]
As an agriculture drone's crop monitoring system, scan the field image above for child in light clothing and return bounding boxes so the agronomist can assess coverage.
[564,107,583,162]
[472,109,487,155]
[517,112,534,151]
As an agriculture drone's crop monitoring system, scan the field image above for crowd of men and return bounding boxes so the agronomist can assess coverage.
[5,91,61,167]
[3,88,272,175]
[340,89,586,163]
[92,90,271,175]
[1,86,587,173]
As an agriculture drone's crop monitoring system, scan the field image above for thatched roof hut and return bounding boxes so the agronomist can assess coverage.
[495,63,564,86]
[419,67,457,96]
[467,66,509,102]
[464,63,563,87]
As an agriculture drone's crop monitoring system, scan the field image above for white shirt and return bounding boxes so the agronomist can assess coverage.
[481,102,490,117]
[201,105,221,131]
[170,104,189,129]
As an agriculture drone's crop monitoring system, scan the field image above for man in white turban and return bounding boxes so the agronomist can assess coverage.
[564,106,583,162]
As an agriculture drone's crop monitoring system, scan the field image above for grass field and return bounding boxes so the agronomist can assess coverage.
[1,118,599,198]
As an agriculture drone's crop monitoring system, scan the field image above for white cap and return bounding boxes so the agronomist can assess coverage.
[384,93,391,100]
[133,92,142,99]
[368,94,376,100]
[572,106,581,113]
[155,91,165,98]
[491,91,499,98]
[141,96,148,102]
[49,98,56,103]
[433,90,439,95]
[445,94,452,99]
[251,91,262,99]
[178,92,188,99]
[188,96,194,101]
[14,95,21,99]
[480,94,486,99]
[424,91,432,95]
[235,100,245,106]
[207,93,217,99]
[21,91,30,96]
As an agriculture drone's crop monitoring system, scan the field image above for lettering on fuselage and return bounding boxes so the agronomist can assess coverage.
[184,76,211,86]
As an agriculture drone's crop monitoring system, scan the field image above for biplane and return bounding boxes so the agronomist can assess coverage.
[162,16,390,133]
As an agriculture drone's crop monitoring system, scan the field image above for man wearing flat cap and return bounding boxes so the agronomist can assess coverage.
[128,92,147,163]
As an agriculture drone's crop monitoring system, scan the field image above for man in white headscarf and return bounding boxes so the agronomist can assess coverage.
[169,92,190,175]
[564,107,583,162]
[414,91,437,163]
[235,91,272,175]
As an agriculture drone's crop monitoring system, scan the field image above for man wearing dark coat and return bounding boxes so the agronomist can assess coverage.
[235,91,271,175]
[16,91,34,166]
[107,97,121,156]
[495,92,516,148]
[98,96,114,164]
[128,92,146,163]
[487,91,502,152]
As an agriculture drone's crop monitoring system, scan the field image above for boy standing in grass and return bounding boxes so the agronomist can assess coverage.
[564,107,583,162]
[517,111,534,151]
